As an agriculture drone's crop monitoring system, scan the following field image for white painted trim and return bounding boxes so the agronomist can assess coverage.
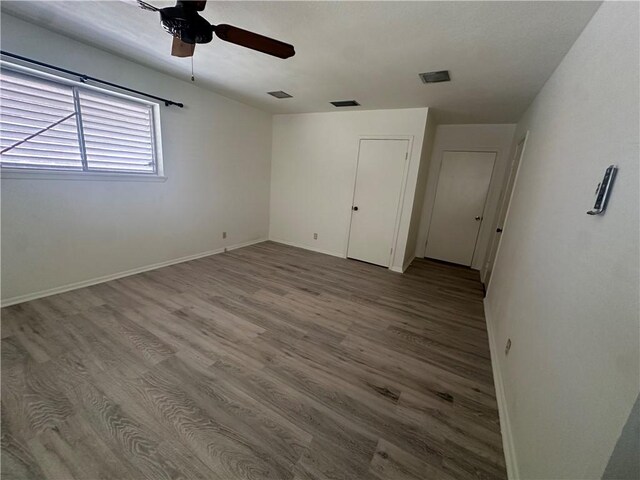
[224,238,269,252]
[389,255,418,273]
[484,132,530,293]
[402,255,415,272]
[0,238,268,307]
[484,297,519,479]
[268,238,345,259]
[1,169,168,182]
[389,255,414,273]
[268,238,413,275]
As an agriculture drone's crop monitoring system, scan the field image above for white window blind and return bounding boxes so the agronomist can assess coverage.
[0,68,159,175]
[1,70,83,170]
[78,90,156,173]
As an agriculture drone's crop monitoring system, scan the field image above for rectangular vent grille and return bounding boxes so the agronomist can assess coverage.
[419,70,451,83]
[330,100,360,107]
[267,91,292,99]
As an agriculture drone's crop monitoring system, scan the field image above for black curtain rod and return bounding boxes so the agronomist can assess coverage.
[0,50,184,108]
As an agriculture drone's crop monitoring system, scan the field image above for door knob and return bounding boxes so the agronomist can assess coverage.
[475,216,482,221]
[352,206,359,211]
[496,228,503,233]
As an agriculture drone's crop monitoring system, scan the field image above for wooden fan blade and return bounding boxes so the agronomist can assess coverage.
[213,24,295,59]
[137,0,159,12]
[171,36,196,57]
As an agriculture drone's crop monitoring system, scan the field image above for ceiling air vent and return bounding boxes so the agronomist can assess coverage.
[330,100,360,107]
[419,70,451,84]
[268,91,292,99]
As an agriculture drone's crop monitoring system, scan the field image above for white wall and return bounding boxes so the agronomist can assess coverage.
[269,108,429,271]
[404,112,437,268]
[415,124,515,269]
[485,3,639,479]
[1,15,272,305]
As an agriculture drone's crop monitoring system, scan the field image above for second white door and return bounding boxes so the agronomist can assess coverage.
[425,151,496,266]
[347,139,409,267]
[485,136,527,286]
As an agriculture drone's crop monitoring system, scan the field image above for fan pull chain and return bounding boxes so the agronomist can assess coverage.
[191,56,195,82]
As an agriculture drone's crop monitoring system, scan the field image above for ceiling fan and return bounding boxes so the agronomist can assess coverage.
[137,0,295,59]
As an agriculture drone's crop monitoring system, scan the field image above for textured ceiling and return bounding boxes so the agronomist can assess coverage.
[1,1,601,123]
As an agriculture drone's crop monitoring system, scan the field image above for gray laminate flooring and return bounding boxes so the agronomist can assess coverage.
[1,241,506,480]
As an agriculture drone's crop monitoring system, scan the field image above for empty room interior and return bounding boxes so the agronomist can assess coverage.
[1,1,638,479]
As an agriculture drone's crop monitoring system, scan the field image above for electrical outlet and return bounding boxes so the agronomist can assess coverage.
[505,338,512,356]
[222,232,227,239]
[313,233,318,240]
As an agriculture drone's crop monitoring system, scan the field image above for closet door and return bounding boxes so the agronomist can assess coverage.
[347,139,409,267]
[425,151,496,266]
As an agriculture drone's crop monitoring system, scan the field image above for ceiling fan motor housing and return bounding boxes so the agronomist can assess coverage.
[143,0,295,58]
[159,6,213,44]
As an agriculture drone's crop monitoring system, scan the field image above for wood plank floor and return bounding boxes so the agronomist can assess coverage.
[1,241,506,480]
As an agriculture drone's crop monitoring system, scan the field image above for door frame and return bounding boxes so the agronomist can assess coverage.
[344,135,414,269]
[423,150,498,267]
[485,132,529,292]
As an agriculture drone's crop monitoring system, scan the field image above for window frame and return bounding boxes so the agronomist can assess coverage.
[0,61,166,182]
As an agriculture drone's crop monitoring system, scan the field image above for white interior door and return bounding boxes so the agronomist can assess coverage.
[347,139,409,267]
[485,135,527,287]
[425,151,496,266]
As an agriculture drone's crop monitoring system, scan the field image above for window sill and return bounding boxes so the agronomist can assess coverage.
[0,169,167,182]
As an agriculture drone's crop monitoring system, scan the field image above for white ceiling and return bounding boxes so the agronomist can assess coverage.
[1,1,600,123]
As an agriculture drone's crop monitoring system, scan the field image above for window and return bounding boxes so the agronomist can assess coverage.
[0,67,161,176]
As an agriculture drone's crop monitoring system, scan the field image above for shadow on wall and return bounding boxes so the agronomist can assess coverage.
[602,394,640,480]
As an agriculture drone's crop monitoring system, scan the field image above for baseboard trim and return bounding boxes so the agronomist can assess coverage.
[268,238,345,259]
[226,238,268,252]
[268,238,411,274]
[484,297,519,479]
[402,255,415,272]
[1,238,268,308]
[388,256,415,274]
